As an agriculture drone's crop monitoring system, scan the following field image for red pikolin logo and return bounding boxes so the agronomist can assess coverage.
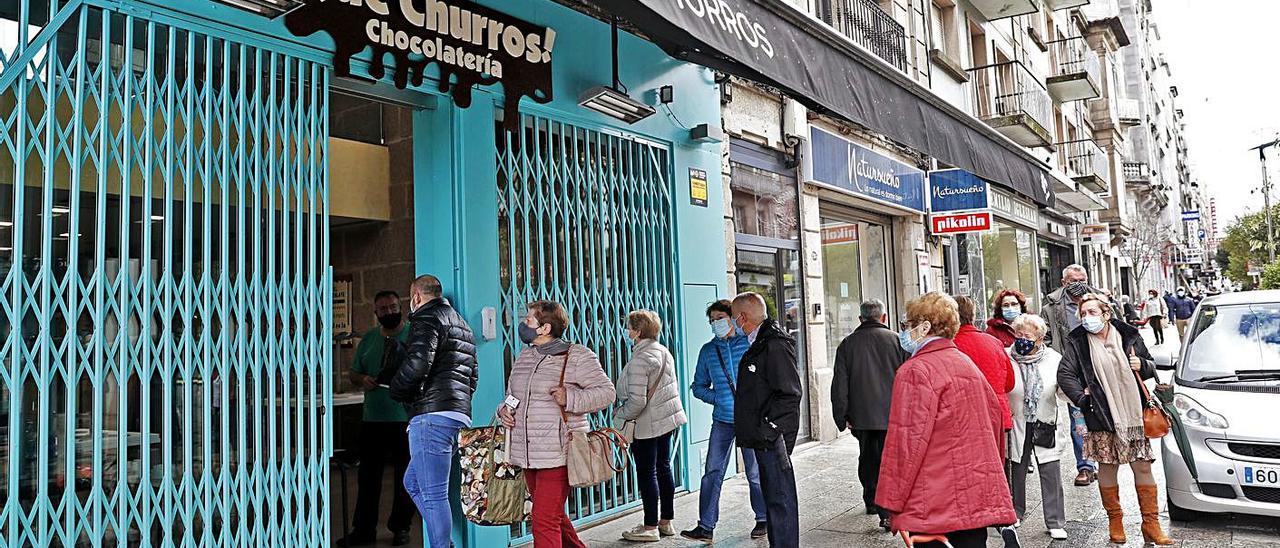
[931,212,990,234]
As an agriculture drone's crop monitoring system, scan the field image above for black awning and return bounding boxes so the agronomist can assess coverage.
[602,0,1055,207]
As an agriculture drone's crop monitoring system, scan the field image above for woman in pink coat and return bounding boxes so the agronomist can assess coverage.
[876,292,1016,548]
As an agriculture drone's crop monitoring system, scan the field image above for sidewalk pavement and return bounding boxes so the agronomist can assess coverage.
[579,321,1280,547]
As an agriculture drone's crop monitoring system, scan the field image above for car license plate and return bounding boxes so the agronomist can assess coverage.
[1242,466,1280,486]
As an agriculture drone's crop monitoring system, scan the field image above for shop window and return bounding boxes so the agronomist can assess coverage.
[982,222,1039,316]
[820,217,893,365]
[730,162,799,241]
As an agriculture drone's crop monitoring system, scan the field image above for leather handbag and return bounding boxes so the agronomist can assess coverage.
[1134,367,1171,439]
[1030,420,1057,449]
[558,353,630,488]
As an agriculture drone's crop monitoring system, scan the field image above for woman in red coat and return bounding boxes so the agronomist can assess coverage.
[876,292,1016,548]
[985,289,1028,348]
[954,296,1014,435]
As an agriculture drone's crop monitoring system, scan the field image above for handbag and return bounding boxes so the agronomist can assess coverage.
[458,421,531,525]
[1133,364,1171,439]
[558,353,630,488]
[1030,420,1056,449]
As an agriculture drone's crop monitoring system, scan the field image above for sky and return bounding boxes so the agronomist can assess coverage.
[1150,0,1279,234]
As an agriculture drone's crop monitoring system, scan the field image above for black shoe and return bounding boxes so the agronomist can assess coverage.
[879,517,891,532]
[336,532,375,547]
[680,526,714,544]
[391,530,411,546]
[864,504,879,515]
[1000,526,1021,548]
[750,521,768,539]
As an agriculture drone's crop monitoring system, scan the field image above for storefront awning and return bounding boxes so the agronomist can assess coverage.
[600,0,1055,207]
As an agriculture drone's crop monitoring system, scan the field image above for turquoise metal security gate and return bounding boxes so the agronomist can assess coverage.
[496,112,683,541]
[1,2,331,546]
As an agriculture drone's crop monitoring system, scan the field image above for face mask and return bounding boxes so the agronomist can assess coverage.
[1013,337,1037,356]
[624,328,637,344]
[377,312,402,330]
[1082,316,1106,334]
[710,317,733,338]
[898,322,929,354]
[1176,291,1185,297]
[1001,307,1020,322]
[1065,281,1089,298]
[518,322,541,345]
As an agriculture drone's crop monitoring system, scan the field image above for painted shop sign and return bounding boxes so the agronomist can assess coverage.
[927,169,989,213]
[285,0,555,128]
[804,126,926,214]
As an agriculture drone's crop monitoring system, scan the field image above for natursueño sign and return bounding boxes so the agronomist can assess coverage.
[285,0,555,129]
[806,126,925,213]
[928,169,989,213]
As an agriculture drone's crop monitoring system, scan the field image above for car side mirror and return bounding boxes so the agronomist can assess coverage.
[1153,348,1178,370]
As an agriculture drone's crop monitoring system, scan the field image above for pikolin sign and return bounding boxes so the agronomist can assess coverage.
[286,0,555,128]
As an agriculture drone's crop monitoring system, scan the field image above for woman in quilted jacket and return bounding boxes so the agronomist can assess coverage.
[875,292,1016,548]
[497,300,615,548]
[615,309,688,542]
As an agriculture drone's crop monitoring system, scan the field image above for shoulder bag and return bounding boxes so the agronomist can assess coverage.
[458,418,531,525]
[713,345,737,398]
[1131,349,1171,438]
[559,352,630,488]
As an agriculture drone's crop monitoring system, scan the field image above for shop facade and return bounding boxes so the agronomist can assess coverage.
[0,0,727,546]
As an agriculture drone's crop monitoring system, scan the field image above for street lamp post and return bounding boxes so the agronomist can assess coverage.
[1250,139,1277,263]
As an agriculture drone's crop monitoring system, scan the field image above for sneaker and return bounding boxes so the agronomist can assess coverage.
[658,522,676,537]
[622,525,660,542]
[680,526,714,544]
[335,532,375,547]
[750,521,768,539]
[1048,528,1068,540]
[1000,527,1022,548]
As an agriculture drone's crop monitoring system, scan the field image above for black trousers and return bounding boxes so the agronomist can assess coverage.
[352,421,416,535]
[1150,316,1165,345]
[912,527,987,548]
[852,429,888,517]
[631,431,676,526]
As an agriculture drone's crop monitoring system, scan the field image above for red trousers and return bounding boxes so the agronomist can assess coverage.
[524,467,587,548]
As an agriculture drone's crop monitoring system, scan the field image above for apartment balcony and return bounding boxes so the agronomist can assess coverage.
[1046,37,1101,102]
[968,61,1055,148]
[1059,139,1110,194]
[815,0,908,72]
[1047,0,1090,10]
[1123,161,1150,185]
[1115,98,1141,125]
[969,0,1039,20]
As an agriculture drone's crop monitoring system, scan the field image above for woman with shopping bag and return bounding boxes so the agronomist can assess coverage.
[497,300,616,547]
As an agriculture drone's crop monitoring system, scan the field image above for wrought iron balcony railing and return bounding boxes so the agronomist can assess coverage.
[968,60,1055,136]
[816,0,908,72]
[1049,37,1100,84]
[1059,138,1110,192]
[1123,161,1150,183]
[1115,97,1141,124]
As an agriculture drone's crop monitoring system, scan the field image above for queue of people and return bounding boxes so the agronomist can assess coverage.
[341,264,1175,548]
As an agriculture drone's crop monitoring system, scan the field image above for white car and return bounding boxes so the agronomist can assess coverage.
[1158,290,1280,520]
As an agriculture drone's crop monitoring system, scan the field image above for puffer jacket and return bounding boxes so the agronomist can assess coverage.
[615,339,688,440]
[984,317,1016,348]
[389,298,478,418]
[876,338,1016,534]
[690,332,750,424]
[953,325,1015,430]
[505,343,615,469]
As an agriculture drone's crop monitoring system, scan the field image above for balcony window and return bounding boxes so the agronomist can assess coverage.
[968,60,1055,148]
[816,0,908,72]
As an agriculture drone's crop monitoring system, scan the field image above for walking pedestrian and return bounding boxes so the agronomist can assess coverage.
[1057,293,1173,546]
[1005,314,1068,541]
[953,296,1015,451]
[340,290,415,547]
[830,299,909,530]
[1169,288,1196,341]
[876,292,1016,548]
[1141,289,1168,346]
[1120,296,1139,325]
[681,300,767,544]
[496,300,616,548]
[731,292,802,548]
[1039,264,1099,487]
[389,275,479,548]
[985,289,1027,348]
[615,310,688,542]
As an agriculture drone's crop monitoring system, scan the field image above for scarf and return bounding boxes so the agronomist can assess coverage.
[1087,328,1145,442]
[535,338,571,356]
[1013,346,1045,421]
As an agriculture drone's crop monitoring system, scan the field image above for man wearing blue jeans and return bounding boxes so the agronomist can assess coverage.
[390,275,479,548]
[1040,264,1098,486]
[681,299,767,543]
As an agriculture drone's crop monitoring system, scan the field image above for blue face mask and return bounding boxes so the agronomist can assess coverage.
[1002,307,1021,322]
[1082,315,1106,334]
[898,323,928,354]
[1013,337,1038,356]
[710,317,733,338]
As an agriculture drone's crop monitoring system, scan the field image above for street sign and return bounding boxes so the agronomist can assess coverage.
[928,169,989,212]
[1182,210,1200,221]
[929,211,993,234]
[1198,228,1206,241]
[1081,223,1109,245]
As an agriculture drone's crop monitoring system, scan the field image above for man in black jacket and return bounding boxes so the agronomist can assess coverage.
[830,298,907,528]
[731,291,801,548]
[389,274,478,548]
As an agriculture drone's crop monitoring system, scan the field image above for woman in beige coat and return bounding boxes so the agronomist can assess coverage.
[498,300,615,548]
[614,310,688,542]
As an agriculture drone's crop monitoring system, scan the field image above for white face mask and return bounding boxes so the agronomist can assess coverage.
[710,317,733,338]
[1082,315,1106,334]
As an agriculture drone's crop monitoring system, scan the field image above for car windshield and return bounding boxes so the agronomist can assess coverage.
[1180,303,1280,383]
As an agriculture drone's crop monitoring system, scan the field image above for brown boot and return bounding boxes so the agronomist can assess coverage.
[1137,484,1174,545]
[1099,485,1126,544]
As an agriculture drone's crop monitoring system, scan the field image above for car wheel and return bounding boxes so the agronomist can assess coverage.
[1167,495,1199,522]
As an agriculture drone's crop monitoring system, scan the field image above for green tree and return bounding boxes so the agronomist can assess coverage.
[1221,204,1280,290]
[1262,262,1280,290]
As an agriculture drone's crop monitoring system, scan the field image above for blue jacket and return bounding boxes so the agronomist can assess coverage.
[691,333,751,424]
[1169,295,1197,320]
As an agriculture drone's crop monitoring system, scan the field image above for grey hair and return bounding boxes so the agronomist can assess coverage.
[1010,313,1048,338]
[731,291,768,322]
[859,299,886,321]
[1062,264,1087,280]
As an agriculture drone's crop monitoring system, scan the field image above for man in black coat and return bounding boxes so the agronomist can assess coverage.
[731,291,802,548]
[830,298,908,527]
[389,274,478,548]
